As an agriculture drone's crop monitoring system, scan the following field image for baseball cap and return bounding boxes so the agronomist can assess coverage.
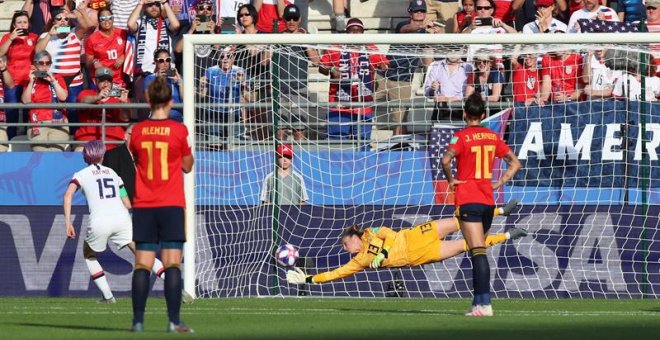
[345,18,364,31]
[646,0,660,7]
[276,144,293,158]
[283,4,301,21]
[535,0,554,7]
[408,0,427,12]
[95,67,113,81]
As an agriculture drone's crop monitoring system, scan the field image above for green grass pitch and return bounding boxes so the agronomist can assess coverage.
[1,298,658,339]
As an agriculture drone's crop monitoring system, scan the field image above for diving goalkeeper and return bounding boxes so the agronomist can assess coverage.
[287,200,526,284]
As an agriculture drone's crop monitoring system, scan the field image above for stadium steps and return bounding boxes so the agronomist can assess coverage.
[0,0,23,32]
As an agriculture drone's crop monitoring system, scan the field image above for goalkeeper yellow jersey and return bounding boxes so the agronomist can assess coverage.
[312,221,442,284]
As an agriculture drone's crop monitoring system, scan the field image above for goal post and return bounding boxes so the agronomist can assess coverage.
[182,32,660,299]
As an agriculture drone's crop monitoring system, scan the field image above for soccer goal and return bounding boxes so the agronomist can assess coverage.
[183,32,660,299]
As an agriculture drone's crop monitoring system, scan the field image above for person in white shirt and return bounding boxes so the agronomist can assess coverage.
[63,140,193,304]
[522,0,568,33]
[567,0,618,33]
[582,49,621,99]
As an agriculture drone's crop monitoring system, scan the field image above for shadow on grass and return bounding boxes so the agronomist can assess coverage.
[11,322,129,333]
[333,307,463,316]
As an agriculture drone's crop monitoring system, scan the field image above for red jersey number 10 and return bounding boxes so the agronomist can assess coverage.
[470,145,496,179]
[141,141,169,181]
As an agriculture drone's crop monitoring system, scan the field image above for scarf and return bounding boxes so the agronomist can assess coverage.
[337,48,373,111]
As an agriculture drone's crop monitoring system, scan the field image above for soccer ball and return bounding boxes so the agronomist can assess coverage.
[275,244,299,267]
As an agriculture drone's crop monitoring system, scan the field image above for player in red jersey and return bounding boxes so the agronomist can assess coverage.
[85,8,127,87]
[128,76,194,333]
[441,92,520,317]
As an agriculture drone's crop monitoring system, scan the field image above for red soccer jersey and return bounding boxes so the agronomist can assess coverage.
[74,89,129,150]
[129,118,192,208]
[512,63,539,103]
[448,125,511,206]
[0,32,38,85]
[28,75,67,123]
[85,28,126,86]
[541,53,583,101]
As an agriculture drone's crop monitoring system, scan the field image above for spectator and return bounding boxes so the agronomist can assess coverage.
[466,56,505,102]
[610,53,660,101]
[128,0,181,105]
[424,55,474,120]
[144,49,183,121]
[0,56,14,152]
[567,0,618,33]
[453,0,476,33]
[319,18,389,142]
[275,4,320,141]
[522,0,569,33]
[511,53,541,106]
[581,49,618,100]
[36,8,91,135]
[173,0,220,75]
[199,46,252,149]
[378,0,438,136]
[75,67,130,151]
[514,0,567,32]
[260,144,309,205]
[103,123,136,203]
[21,50,69,152]
[645,0,660,76]
[0,11,38,139]
[253,0,286,33]
[540,50,583,103]
[112,0,140,31]
[617,0,646,22]
[492,0,517,27]
[85,8,127,88]
[425,0,460,32]
[462,0,517,33]
[21,0,55,34]
[218,0,249,32]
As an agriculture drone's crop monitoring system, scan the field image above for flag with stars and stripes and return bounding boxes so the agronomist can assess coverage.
[428,124,461,204]
[577,19,641,33]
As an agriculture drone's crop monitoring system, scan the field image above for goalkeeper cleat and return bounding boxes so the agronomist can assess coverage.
[508,227,528,240]
[167,321,194,333]
[131,322,144,332]
[98,296,116,304]
[465,304,494,317]
[501,199,520,216]
[182,289,195,304]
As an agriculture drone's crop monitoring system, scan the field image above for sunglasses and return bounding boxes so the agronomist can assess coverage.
[476,6,492,10]
[99,15,114,21]
[220,53,234,59]
[37,60,52,66]
[55,16,69,21]
[145,2,161,8]
[647,6,658,10]
[156,57,172,63]
[284,16,299,22]
[238,13,251,18]
[475,59,491,64]
[197,5,213,10]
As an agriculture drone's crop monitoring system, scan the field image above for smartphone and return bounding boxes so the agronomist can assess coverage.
[432,21,446,28]
[108,89,122,97]
[56,26,71,34]
[34,71,48,79]
[17,29,28,36]
[473,17,493,27]
[196,16,211,32]
[166,69,177,77]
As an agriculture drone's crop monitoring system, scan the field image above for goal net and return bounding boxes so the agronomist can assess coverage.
[183,33,660,299]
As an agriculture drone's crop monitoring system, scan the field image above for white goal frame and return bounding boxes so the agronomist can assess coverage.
[181,32,660,298]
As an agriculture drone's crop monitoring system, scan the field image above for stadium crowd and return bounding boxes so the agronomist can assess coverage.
[0,0,659,150]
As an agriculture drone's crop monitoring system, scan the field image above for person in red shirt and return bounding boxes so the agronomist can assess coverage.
[540,50,584,103]
[441,93,521,317]
[75,67,130,151]
[0,55,14,152]
[0,11,38,139]
[85,8,127,88]
[128,76,194,333]
[511,53,541,106]
[21,50,69,151]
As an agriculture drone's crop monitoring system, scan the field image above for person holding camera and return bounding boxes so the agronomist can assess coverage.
[21,50,69,152]
[75,67,130,152]
[0,11,38,140]
[462,0,517,33]
[143,49,183,122]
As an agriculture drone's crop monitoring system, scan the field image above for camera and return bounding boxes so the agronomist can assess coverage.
[108,89,122,97]
[166,68,177,77]
[473,17,493,27]
[196,16,211,32]
[56,26,71,34]
[33,71,48,79]
[17,29,28,36]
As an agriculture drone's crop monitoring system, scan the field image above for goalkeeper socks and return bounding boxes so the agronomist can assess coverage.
[469,247,491,306]
[462,233,508,251]
[86,258,113,299]
[132,267,151,324]
[164,266,182,325]
[152,258,166,280]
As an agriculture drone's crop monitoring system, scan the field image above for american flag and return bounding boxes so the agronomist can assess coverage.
[123,34,136,81]
[427,124,461,181]
[577,19,641,33]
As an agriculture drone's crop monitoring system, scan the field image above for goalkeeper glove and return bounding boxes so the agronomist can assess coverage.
[286,267,310,285]
[370,250,388,269]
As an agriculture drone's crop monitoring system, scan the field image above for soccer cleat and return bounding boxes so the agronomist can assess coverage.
[465,304,494,317]
[131,322,144,332]
[501,199,520,216]
[97,296,117,304]
[167,321,194,333]
[508,227,528,240]
[182,289,195,304]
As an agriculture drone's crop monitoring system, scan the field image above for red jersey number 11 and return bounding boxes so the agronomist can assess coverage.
[141,141,169,181]
[470,145,496,179]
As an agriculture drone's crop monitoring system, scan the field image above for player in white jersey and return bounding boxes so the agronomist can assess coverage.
[63,140,194,304]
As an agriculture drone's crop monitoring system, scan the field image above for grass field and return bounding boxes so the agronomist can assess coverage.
[1,298,658,339]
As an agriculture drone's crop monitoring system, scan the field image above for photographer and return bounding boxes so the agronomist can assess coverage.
[144,49,183,122]
[21,50,69,152]
[76,67,130,151]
